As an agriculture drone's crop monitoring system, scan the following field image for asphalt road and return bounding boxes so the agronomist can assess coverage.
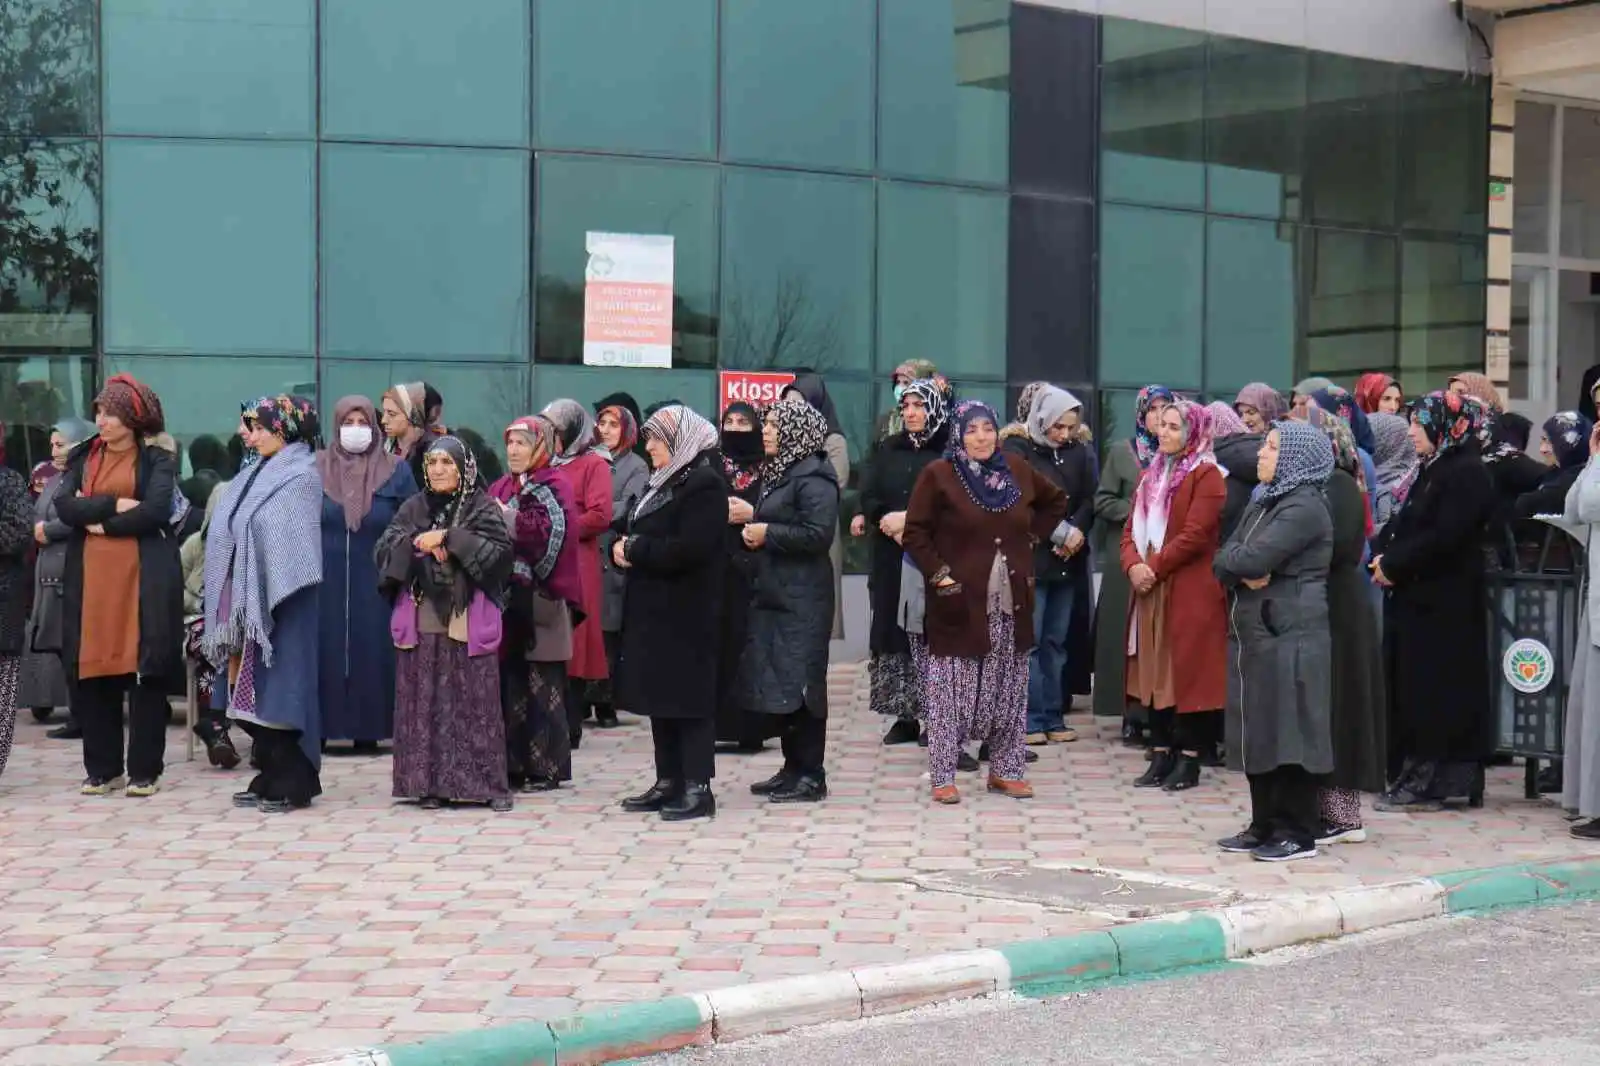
[654,901,1600,1065]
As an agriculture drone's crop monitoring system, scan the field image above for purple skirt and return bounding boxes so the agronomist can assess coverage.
[392,634,509,802]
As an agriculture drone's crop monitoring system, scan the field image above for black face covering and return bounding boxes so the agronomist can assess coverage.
[721,428,764,464]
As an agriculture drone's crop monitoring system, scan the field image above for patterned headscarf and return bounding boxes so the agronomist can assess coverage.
[1134,399,1217,518]
[1206,401,1248,438]
[1369,412,1419,503]
[1449,372,1503,412]
[542,398,599,466]
[1544,411,1594,471]
[244,394,319,447]
[597,405,639,457]
[1309,386,1375,455]
[1411,390,1484,465]
[1478,408,1524,465]
[762,397,829,494]
[900,378,950,451]
[317,395,399,533]
[1025,386,1083,449]
[1260,420,1335,502]
[505,415,557,476]
[95,373,165,436]
[946,400,1020,512]
[636,405,719,519]
[1307,406,1372,535]
[1355,373,1398,415]
[1015,382,1049,425]
[28,460,54,496]
[1132,385,1176,468]
[421,435,479,530]
[382,381,444,458]
[1234,383,1288,425]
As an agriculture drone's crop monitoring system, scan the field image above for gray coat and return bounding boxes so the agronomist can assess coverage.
[735,454,840,718]
[600,451,649,632]
[24,473,73,653]
[1213,483,1335,776]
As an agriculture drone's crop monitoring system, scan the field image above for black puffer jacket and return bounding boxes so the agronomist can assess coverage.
[0,467,36,656]
[1002,435,1094,584]
[1214,433,1264,542]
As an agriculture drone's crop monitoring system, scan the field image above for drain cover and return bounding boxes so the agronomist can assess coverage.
[906,865,1241,919]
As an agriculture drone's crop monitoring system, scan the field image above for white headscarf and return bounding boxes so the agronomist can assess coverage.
[1025,386,1083,448]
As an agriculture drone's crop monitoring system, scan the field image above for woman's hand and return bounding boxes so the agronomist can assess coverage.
[1369,555,1393,587]
[1129,562,1156,595]
[1243,575,1271,591]
[413,529,446,554]
[33,522,46,545]
[742,523,768,549]
[114,498,139,514]
[849,514,866,537]
[728,497,755,525]
[878,511,907,540]
[86,524,104,536]
[935,577,956,589]
[611,538,632,569]
[1590,423,1600,458]
[1059,526,1086,556]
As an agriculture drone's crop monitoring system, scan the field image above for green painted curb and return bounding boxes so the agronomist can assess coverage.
[382,1021,556,1066]
[1108,913,1228,977]
[999,930,1119,997]
[546,996,710,1064]
[1434,864,1544,912]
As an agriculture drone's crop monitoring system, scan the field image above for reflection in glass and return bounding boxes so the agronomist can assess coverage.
[1304,53,1397,230]
[722,0,875,171]
[878,183,1007,380]
[1513,101,1553,256]
[1399,68,1489,236]
[1098,388,1140,469]
[321,144,528,361]
[0,355,95,474]
[1302,229,1397,382]
[721,170,873,374]
[1399,238,1485,386]
[1561,106,1600,260]
[532,366,716,424]
[103,0,312,137]
[1206,218,1297,395]
[104,140,314,355]
[1206,37,1305,220]
[1100,19,1205,209]
[322,0,527,145]
[878,0,1009,186]
[0,0,97,136]
[536,0,715,156]
[1099,204,1204,389]
[535,156,718,367]
[0,138,97,352]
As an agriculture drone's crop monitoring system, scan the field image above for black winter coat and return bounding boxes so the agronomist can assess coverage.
[1324,469,1387,794]
[736,453,840,718]
[1001,435,1094,585]
[1213,433,1264,543]
[613,457,728,721]
[859,427,948,655]
[0,468,36,656]
[55,442,184,681]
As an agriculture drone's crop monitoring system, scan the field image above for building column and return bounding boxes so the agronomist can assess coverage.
[1485,84,1515,392]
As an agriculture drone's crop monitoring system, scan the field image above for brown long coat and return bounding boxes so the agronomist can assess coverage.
[903,454,1068,659]
[1119,463,1227,713]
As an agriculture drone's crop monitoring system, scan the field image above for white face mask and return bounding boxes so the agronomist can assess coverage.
[339,425,374,454]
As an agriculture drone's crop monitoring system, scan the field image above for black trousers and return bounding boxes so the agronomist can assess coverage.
[1246,765,1323,848]
[77,673,169,783]
[775,711,827,778]
[239,720,322,807]
[651,717,716,784]
[1147,707,1219,753]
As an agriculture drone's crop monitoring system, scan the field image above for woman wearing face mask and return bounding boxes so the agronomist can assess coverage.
[316,396,418,754]
[203,396,327,812]
[1122,400,1229,793]
[1232,383,1288,438]
[20,417,94,735]
[717,401,770,751]
[379,437,515,812]
[595,404,648,730]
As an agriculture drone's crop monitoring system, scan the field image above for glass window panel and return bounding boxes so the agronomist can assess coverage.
[1399,237,1484,386]
[1206,37,1305,221]
[878,183,1006,382]
[1302,229,1397,382]
[879,0,1008,186]
[534,156,717,368]
[721,170,873,374]
[322,0,527,145]
[1508,264,1537,403]
[1561,106,1600,259]
[1513,101,1553,255]
[0,355,96,474]
[1558,269,1600,411]
[0,138,97,353]
[532,366,717,424]
[2,0,97,136]
[1399,69,1489,237]
[322,145,528,361]
[1100,19,1205,210]
[1099,205,1203,389]
[536,0,715,156]
[1008,196,1094,385]
[1206,218,1298,395]
[1010,3,1096,198]
[721,0,874,171]
[321,360,530,485]
[105,140,313,355]
[1098,387,1141,468]
[1304,53,1397,231]
[103,0,311,137]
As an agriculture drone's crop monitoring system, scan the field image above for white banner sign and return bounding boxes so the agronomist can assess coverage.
[583,232,675,369]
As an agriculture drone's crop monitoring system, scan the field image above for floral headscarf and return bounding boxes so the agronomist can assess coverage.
[1134,399,1216,519]
[1544,411,1594,471]
[244,394,319,447]
[1355,373,1397,415]
[1015,382,1049,425]
[900,378,950,451]
[1025,386,1082,449]
[946,400,1020,512]
[421,435,480,530]
[1132,385,1176,468]
[762,398,829,494]
[542,398,599,466]
[1411,390,1484,466]
[1206,401,1248,438]
[1369,412,1419,506]
[1308,386,1375,456]
[597,404,639,457]
[637,405,720,519]
[1260,420,1335,502]
[1478,408,1524,465]
[1234,383,1288,425]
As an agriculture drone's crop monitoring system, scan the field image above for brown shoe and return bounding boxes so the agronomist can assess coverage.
[1025,732,1048,746]
[1046,729,1078,743]
[931,784,960,805]
[987,777,1034,799]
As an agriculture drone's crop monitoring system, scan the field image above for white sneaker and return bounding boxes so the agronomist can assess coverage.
[1316,823,1368,845]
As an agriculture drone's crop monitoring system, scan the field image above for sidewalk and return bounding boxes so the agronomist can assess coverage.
[0,664,1587,1066]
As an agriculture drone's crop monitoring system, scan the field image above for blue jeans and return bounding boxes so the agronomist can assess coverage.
[1026,581,1075,734]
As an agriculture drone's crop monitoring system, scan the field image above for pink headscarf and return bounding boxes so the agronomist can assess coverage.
[1130,400,1217,560]
[1205,401,1248,438]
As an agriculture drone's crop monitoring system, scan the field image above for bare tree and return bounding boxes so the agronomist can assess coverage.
[721,269,846,373]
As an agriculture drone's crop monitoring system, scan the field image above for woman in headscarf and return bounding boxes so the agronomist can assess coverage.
[595,402,647,730]
[0,423,36,780]
[1305,407,1388,844]
[1355,373,1403,416]
[1233,383,1288,436]
[1371,391,1496,812]
[378,436,515,811]
[203,396,327,812]
[595,391,645,459]
[1213,420,1335,861]
[1369,412,1419,537]
[1516,411,1594,518]
[782,372,849,641]
[1003,386,1094,748]
[55,375,183,797]
[379,381,447,491]
[1122,399,1228,792]
[860,380,952,745]
[1308,386,1379,487]
[904,401,1067,804]
[716,400,770,751]
[1477,407,1546,555]
[1208,400,1262,544]
[1094,385,1175,733]
[1291,376,1335,419]
[491,416,583,792]
[317,396,418,753]
[876,359,940,442]
[1448,372,1504,413]
[20,416,94,734]
[613,406,727,821]
[540,397,613,747]
[738,398,841,804]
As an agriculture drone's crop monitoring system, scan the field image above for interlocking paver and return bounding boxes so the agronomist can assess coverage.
[0,660,1592,1062]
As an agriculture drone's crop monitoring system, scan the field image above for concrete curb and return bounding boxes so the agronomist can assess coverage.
[295,855,1600,1066]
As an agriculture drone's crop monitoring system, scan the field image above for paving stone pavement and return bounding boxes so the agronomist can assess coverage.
[0,662,1590,1065]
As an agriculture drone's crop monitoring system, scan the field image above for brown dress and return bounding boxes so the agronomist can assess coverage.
[78,448,140,680]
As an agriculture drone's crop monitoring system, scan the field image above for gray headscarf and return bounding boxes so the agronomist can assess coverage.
[1259,420,1333,502]
[542,398,600,466]
[1025,386,1083,448]
[52,417,95,447]
[1293,376,1335,401]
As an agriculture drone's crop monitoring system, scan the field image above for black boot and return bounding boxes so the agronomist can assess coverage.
[621,779,679,812]
[47,719,82,740]
[193,721,241,770]
[593,704,620,729]
[750,768,797,796]
[30,707,54,723]
[1162,754,1201,792]
[1538,763,1563,795]
[769,773,827,803]
[1136,751,1176,788]
[883,719,920,745]
[1121,720,1148,748]
[661,782,715,821]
